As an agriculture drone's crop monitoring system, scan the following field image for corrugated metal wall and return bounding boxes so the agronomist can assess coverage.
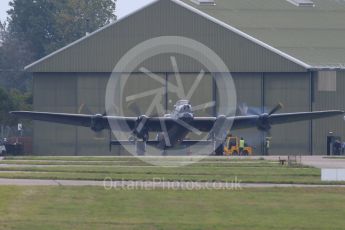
[31,0,345,156]
[34,71,316,156]
[27,0,306,73]
[313,71,345,155]
[33,73,78,155]
[75,73,111,155]
[33,72,217,155]
[264,73,311,155]
[229,72,311,155]
[231,73,263,154]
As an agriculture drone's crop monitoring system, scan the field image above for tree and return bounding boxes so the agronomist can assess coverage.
[0,0,116,92]
[0,21,6,45]
[7,0,59,59]
[7,0,116,58]
[0,88,33,137]
[0,88,16,127]
[51,0,116,53]
[0,20,34,91]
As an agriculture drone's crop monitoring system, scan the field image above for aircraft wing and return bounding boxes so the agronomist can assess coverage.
[189,110,344,132]
[9,111,189,133]
[230,110,344,130]
[108,110,345,135]
[10,111,214,132]
[10,111,137,131]
[10,112,94,127]
[10,110,344,133]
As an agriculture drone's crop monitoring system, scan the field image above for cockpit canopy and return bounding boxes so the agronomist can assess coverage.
[175,100,190,107]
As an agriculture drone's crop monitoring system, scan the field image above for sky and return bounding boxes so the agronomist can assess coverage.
[0,0,155,22]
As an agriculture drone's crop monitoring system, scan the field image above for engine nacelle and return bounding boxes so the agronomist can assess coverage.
[257,113,271,131]
[91,114,105,132]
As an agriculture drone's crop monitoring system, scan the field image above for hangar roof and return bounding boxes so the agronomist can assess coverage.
[26,0,345,72]
[181,0,345,69]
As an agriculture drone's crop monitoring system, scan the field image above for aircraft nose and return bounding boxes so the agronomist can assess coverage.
[182,112,194,120]
[183,105,191,110]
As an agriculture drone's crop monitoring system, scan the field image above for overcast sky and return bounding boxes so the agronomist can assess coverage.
[0,0,155,22]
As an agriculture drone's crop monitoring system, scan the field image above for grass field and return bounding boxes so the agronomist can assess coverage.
[0,156,336,184]
[1,157,345,229]
[0,186,345,230]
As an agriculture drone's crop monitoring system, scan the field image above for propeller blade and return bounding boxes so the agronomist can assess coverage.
[268,103,284,116]
[105,103,120,116]
[238,103,261,116]
[248,107,261,116]
[78,103,93,115]
[238,103,249,116]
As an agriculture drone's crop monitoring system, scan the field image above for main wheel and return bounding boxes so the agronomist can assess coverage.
[136,141,146,156]
[214,142,224,156]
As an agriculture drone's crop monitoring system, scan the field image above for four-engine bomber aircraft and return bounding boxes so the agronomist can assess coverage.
[11,100,344,155]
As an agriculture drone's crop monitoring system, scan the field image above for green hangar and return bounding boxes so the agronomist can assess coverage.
[24,0,345,156]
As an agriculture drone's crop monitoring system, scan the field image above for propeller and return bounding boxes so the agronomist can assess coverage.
[78,103,106,140]
[239,103,261,116]
[104,103,120,116]
[257,102,284,137]
[238,102,284,134]
[268,103,283,116]
[78,103,93,115]
[127,102,152,142]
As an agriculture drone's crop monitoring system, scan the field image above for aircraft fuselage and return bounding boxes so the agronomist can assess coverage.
[155,100,195,149]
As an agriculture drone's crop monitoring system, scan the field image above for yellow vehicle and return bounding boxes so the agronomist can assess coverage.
[224,136,253,156]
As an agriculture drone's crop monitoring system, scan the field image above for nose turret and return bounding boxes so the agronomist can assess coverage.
[181,112,194,120]
[179,104,194,121]
[182,104,192,112]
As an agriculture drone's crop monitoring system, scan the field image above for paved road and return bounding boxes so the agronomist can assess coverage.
[256,156,345,169]
[0,178,345,189]
[301,156,345,169]
[2,155,345,168]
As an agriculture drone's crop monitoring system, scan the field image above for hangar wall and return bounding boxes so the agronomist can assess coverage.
[33,73,78,155]
[27,0,306,73]
[231,73,311,155]
[313,71,345,155]
[264,73,310,155]
[34,71,313,156]
[33,72,217,155]
[30,0,343,156]
[231,73,263,154]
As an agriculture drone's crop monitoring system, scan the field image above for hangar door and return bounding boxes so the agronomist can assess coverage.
[167,73,214,154]
[264,73,311,155]
[231,73,263,155]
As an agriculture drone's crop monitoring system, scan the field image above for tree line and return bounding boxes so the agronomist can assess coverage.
[0,0,116,128]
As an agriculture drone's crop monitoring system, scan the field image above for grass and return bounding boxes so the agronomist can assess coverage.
[0,186,345,230]
[0,156,328,184]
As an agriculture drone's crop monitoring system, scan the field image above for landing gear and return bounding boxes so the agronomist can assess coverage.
[136,141,146,156]
[214,141,224,156]
[162,149,167,156]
